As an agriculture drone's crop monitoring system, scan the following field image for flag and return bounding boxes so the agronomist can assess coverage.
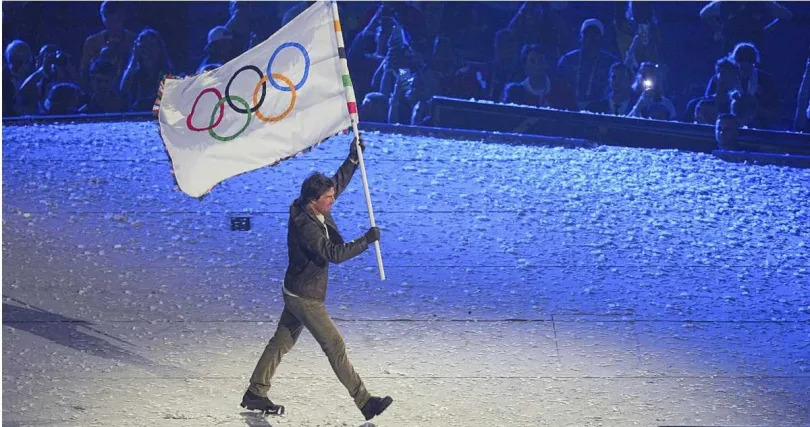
[157,1,357,197]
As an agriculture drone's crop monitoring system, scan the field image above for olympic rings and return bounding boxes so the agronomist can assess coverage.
[208,95,251,142]
[187,88,225,132]
[225,65,266,114]
[266,42,310,91]
[184,41,311,140]
[254,73,297,123]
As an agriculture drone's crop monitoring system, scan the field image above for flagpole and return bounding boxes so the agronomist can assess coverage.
[351,122,385,280]
[331,1,385,280]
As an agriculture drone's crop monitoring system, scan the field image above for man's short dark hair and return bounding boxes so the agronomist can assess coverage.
[731,42,760,64]
[299,172,334,205]
[101,1,127,18]
[45,83,82,115]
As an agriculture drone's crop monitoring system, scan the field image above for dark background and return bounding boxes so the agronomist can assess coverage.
[3,1,810,127]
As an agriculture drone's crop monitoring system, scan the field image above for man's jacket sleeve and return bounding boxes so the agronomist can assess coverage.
[331,157,358,199]
[298,219,368,264]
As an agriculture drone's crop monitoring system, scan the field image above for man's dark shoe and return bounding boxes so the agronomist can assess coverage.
[240,390,285,415]
[361,395,393,421]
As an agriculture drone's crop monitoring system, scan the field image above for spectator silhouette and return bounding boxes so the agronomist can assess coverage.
[35,44,59,70]
[348,4,395,102]
[455,29,522,102]
[730,90,761,128]
[585,62,636,116]
[503,44,576,111]
[423,36,463,98]
[79,1,135,89]
[409,36,465,125]
[225,1,260,54]
[3,40,34,115]
[79,58,125,114]
[120,28,173,112]
[707,43,777,128]
[794,55,810,132]
[43,82,82,115]
[632,61,668,97]
[696,57,741,120]
[384,2,435,59]
[4,40,34,91]
[198,26,237,74]
[700,1,792,53]
[371,20,415,97]
[18,47,79,115]
[558,18,619,109]
[694,97,718,124]
[386,60,422,125]
[359,92,388,123]
[367,19,421,124]
[715,112,740,150]
[705,57,741,97]
[628,62,677,120]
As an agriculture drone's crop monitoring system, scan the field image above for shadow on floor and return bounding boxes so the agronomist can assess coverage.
[239,411,274,427]
[3,299,155,368]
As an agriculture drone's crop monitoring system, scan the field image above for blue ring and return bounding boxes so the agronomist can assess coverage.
[266,42,310,91]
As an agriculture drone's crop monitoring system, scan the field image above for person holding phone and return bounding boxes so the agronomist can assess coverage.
[628,61,676,120]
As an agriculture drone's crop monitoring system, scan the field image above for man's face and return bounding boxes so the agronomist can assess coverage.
[610,68,630,92]
[524,51,547,77]
[103,11,125,34]
[581,26,601,50]
[9,47,33,75]
[736,60,754,78]
[311,187,336,215]
[715,117,739,147]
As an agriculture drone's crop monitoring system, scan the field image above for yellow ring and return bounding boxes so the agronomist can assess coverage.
[253,73,297,123]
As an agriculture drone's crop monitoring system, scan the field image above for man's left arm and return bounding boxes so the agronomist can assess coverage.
[332,137,365,198]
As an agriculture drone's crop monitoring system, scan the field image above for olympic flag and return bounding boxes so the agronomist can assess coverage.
[157,1,357,198]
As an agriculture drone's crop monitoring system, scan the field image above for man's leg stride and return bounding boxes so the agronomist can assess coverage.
[242,304,303,414]
[286,296,393,420]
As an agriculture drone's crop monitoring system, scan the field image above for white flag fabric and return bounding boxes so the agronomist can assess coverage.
[157,1,354,197]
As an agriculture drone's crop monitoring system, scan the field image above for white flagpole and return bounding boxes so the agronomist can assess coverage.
[351,122,385,280]
[331,1,386,280]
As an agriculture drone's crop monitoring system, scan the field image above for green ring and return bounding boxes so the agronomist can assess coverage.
[208,95,251,142]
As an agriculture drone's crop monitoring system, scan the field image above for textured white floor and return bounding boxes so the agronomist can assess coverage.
[2,121,809,426]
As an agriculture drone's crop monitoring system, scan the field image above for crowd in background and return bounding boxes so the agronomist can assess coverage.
[3,1,810,134]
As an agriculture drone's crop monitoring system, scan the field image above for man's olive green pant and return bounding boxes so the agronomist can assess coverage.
[248,293,370,410]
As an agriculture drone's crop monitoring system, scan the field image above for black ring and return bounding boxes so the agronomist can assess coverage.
[225,65,266,114]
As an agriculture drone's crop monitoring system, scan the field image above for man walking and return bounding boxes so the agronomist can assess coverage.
[241,136,393,421]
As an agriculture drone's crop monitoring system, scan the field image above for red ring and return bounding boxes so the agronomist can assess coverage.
[186,88,225,132]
